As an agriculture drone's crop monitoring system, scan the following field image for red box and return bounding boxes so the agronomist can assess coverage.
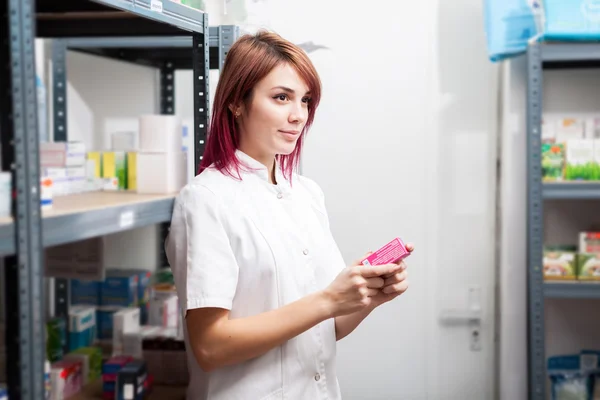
[361,237,410,266]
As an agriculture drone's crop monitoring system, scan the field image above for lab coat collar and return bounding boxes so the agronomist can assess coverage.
[235,149,290,189]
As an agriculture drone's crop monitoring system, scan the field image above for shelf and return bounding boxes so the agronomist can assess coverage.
[0,192,176,256]
[542,182,600,199]
[63,25,232,69]
[70,380,186,400]
[541,42,600,69]
[544,282,600,299]
[36,0,206,38]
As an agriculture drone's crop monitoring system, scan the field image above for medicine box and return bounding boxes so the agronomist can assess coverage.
[579,232,600,253]
[68,305,97,352]
[577,253,600,281]
[102,270,139,307]
[87,152,102,178]
[102,355,133,396]
[108,269,151,306]
[138,114,182,153]
[115,360,148,400]
[564,139,598,181]
[50,359,83,399]
[543,250,577,281]
[69,346,102,384]
[97,306,125,340]
[102,151,127,190]
[541,143,565,182]
[136,151,186,194]
[63,353,90,385]
[112,308,141,356]
[123,326,161,359]
[40,141,86,168]
[360,237,410,266]
[45,237,107,281]
[149,294,178,329]
[70,280,101,306]
[46,318,67,362]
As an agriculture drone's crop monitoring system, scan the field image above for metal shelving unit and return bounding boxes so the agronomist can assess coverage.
[0,1,238,399]
[526,41,600,400]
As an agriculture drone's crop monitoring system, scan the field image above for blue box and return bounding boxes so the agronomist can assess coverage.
[109,269,152,305]
[101,271,138,307]
[68,305,96,352]
[544,0,600,41]
[96,307,124,340]
[71,280,101,305]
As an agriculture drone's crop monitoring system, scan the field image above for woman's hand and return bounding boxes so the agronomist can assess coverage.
[370,243,414,307]
[322,260,403,318]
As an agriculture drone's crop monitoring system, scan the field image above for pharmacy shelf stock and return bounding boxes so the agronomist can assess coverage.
[526,41,600,400]
[544,282,600,299]
[1,1,210,398]
[0,192,176,257]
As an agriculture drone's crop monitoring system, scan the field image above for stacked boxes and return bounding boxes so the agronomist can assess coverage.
[136,115,186,194]
[39,141,95,197]
[142,329,188,386]
[102,355,133,399]
[112,308,141,356]
[66,347,102,385]
[50,359,83,399]
[541,116,600,182]
[115,360,148,400]
[544,232,600,281]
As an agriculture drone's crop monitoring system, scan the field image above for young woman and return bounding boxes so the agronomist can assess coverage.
[165,30,412,400]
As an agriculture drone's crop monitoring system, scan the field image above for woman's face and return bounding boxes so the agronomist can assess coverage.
[235,62,311,166]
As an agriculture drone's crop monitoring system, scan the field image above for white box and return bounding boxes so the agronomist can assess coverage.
[111,131,137,151]
[149,294,178,328]
[112,307,141,356]
[0,172,11,218]
[136,151,186,194]
[40,142,86,167]
[138,115,182,153]
[122,325,161,359]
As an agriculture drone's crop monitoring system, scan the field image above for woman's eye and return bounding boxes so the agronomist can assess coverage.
[302,97,312,104]
[275,94,288,101]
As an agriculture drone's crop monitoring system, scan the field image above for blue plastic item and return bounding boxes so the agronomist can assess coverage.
[484,0,543,62]
[484,0,600,62]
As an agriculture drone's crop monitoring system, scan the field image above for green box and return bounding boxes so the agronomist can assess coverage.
[70,346,102,383]
[543,250,577,281]
[542,143,565,181]
[46,318,66,362]
[577,253,600,281]
[564,139,600,181]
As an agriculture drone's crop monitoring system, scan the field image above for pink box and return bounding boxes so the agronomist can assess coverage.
[361,237,410,266]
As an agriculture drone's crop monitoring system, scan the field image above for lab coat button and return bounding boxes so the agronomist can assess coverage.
[277,192,283,199]
[303,249,309,255]
[314,373,321,381]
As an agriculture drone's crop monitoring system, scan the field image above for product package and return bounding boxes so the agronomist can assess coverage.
[542,143,565,181]
[115,359,148,400]
[548,352,600,400]
[102,270,139,308]
[68,305,97,352]
[46,318,67,363]
[112,307,141,356]
[578,254,600,281]
[68,346,102,384]
[360,237,410,266]
[50,359,83,399]
[543,250,577,281]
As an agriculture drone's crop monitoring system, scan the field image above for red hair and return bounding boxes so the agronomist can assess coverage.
[198,30,322,181]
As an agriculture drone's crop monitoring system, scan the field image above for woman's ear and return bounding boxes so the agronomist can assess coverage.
[229,104,242,119]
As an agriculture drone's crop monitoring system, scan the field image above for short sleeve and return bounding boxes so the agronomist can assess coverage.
[165,183,239,314]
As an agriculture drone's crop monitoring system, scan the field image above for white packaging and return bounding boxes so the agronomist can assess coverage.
[111,131,137,151]
[138,115,182,153]
[0,172,11,218]
[40,142,86,167]
[122,325,161,359]
[149,294,178,328]
[112,307,141,356]
[40,177,53,210]
[136,151,186,194]
[182,119,195,183]
[556,118,585,142]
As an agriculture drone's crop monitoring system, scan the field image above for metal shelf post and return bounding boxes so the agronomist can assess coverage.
[526,42,545,400]
[1,0,45,398]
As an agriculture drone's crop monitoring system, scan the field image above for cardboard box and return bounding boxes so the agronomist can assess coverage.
[102,151,127,190]
[46,318,67,362]
[543,250,577,281]
[112,308,141,356]
[68,346,102,384]
[148,294,178,329]
[565,139,598,181]
[50,359,83,399]
[97,307,125,340]
[115,360,147,400]
[577,253,600,281]
[68,305,97,351]
[541,143,565,181]
[136,151,186,194]
[579,232,600,253]
[70,280,101,306]
[45,237,106,281]
[40,141,86,168]
[102,270,139,308]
